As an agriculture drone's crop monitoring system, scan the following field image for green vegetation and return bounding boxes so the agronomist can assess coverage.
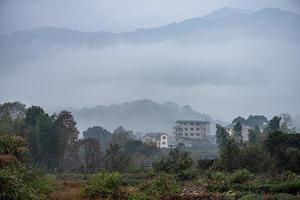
[1,101,300,199]
[0,166,57,200]
[83,172,125,199]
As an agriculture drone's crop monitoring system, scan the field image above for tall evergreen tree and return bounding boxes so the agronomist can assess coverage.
[216,124,229,148]
[53,111,79,171]
[233,122,243,145]
[267,116,281,134]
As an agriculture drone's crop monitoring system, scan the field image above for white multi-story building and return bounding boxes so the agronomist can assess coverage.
[174,120,210,147]
[143,133,168,148]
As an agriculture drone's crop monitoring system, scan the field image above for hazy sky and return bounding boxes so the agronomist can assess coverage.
[0,0,300,32]
[0,0,300,122]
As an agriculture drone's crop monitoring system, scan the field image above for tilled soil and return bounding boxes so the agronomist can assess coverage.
[167,185,233,200]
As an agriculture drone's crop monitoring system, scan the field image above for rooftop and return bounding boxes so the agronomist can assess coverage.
[144,132,168,138]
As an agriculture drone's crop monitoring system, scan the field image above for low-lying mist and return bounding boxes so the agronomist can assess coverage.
[0,37,299,122]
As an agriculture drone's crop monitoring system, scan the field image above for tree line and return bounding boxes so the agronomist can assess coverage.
[215,116,300,173]
[0,102,161,173]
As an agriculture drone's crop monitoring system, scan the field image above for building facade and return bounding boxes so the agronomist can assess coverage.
[174,120,210,147]
[143,132,168,148]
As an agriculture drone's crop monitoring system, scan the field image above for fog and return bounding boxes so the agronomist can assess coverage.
[0,1,300,123]
[1,38,299,121]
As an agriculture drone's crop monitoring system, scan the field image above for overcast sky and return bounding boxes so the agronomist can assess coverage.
[0,0,300,33]
[0,0,300,122]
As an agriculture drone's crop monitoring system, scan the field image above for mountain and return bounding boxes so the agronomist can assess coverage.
[203,7,252,19]
[231,115,268,129]
[69,99,213,134]
[1,7,299,67]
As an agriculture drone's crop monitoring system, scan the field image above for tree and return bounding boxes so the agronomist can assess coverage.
[0,102,26,120]
[233,122,243,145]
[153,146,194,173]
[248,125,261,145]
[83,126,111,152]
[264,131,300,172]
[81,138,101,173]
[236,145,271,173]
[111,126,135,148]
[24,106,59,170]
[124,140,158,157]
[24,106,46,165]
[104,143,130,172]
[266,116,281,134]
[215,124,229,148]
[0,111,14,135]
[218,138,240,171]
[37,113,58,170]
[53,111,79,171]
[279,113,293,126]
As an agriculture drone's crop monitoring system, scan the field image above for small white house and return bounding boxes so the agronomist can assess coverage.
[143,133,168,148]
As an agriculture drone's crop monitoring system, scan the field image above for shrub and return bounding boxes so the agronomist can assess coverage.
[177,169,198,181]
[0,135,28,160]
[0,166,57,200]
[230,169,252,184]
[281,171,297,181]
[270,193,297,200]
[240,193,263,200]
[0,154,19,168]
[83,172,126,200]
[198,159,215,170]
[209,171,230,182]
[138,174,182,200]
[153,147,194,173]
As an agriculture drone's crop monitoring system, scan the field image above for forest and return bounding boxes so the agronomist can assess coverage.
[0,101,300,200]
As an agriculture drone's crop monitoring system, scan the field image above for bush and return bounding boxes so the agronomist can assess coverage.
[240,193,263,200]
[270,193,297,200]
[153,147,194,173]
[198,159,215,170]
[138,174,182,200]
[83,172,126,200]
[0,166,57,200]
[209,171,231,182]
[177,169,198,181]
[230,169,252,184]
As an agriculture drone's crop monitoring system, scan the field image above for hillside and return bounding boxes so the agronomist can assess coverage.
[70,99,213,134]
[1,7,299,67]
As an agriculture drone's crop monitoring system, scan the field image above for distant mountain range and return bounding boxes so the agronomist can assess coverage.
[67,99,215,134]
[1,7,299,66]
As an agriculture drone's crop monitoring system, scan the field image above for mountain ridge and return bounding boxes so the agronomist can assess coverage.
[2,7,299,68]
[64,99,215,134]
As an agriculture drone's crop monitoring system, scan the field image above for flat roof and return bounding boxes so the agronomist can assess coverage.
[176,120,210,123]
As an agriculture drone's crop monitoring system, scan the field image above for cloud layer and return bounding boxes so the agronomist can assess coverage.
[1,38,299,121]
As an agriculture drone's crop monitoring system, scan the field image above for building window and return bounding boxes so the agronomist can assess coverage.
[185,133,188,136]
[162,141,166,145]
[197,133,200,136]
[162,136,166,139]
[185,128,188,131]
[196,123,200,126]
[190,128,194,131]
[191,123,194,126]
[196,128,199,131]
[190,133,194,136]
